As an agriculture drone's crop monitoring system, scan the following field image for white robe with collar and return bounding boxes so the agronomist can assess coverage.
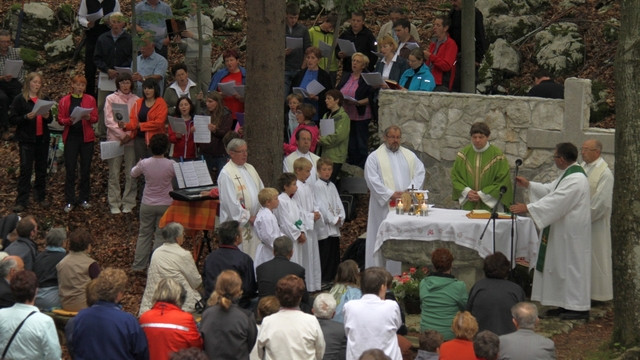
[527,164,592,311]
[218,161,264,259]
[293,179,322,292]
[254,207,284,269]
[274,193,304,265]
[364,145,425,275]
[581,157,613,301]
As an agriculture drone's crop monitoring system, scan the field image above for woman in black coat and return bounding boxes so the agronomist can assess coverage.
[10,72,53,212]
[290,46,333,123]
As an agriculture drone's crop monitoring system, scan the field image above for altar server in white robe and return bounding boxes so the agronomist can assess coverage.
[580,139,613,302]
[292,157,322,292]
[364,125,425,275]
[284,128,320,184]
[275,172,306,265]
[511,142,591,320]
[218,138,264,259]
[254,187,284,269]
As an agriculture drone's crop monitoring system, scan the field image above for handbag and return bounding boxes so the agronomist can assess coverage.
[1,310,37,359]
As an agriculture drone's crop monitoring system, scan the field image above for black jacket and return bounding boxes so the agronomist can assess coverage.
[290,67,334,117]
[93,30,133,73]
[337,26,377,73]
[256,255,311,313]
[9,95,52,143]
[337,73,376,117]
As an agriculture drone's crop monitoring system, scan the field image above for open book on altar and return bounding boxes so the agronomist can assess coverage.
[466,209,511,219]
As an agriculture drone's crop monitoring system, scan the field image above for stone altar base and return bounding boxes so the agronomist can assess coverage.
[382,240,486,291]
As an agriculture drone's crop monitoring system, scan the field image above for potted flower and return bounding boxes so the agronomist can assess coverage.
[392,266,429,314]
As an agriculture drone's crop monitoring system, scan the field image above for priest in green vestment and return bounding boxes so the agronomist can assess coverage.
[451,122,513,211]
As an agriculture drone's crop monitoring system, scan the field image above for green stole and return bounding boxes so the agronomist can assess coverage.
[536,165,586,272]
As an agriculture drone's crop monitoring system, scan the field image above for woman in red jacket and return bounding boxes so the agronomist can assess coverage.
[139,278,203,360]
[168,96,197,160]
[57,75,99,212]
[123,78,168,160]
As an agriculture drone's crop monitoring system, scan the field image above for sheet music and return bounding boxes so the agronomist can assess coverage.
[306,80,325,96]
[112,103,130,123]
[292,87,309,98]
[361,72,386,87]
[286,36,303,50]
[405,42,420,50]
[337,39,357,56]
[343,94,358,103]
[70,107,93,124]
[320,118,335,136]
[193,161,213,185]
[319,41,332,58]
[234,85,245,97]
[98,72,116,91]
[218,81,237,96]
[114,66,132,75]
[193,115,211,144]
[173,160,213,188]
[3,59,22,78]
[100,141,124,160]
[85,9,103,22]
[32,100,55,116]
[168,116,187,134]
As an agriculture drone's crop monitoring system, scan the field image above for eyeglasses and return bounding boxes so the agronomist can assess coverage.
[232,149,248,154]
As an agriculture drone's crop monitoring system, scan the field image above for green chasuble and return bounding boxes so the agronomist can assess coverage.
[451,144,513,211]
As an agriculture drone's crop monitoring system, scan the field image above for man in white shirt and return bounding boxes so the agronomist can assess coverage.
[344,267,402,360]
[364,125,425,274]
[580,139,613,302]
[284,128,320,183]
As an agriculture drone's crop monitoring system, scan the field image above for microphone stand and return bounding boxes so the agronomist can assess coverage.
[510,160,522,270]
[479,189,506,253]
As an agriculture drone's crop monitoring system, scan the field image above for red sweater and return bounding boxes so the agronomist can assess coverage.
[139,302,203,360]
[168,118,197,159]
[57,93,99,143]
[426,36,458,89]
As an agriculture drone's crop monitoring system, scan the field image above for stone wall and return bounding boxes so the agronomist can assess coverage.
[377,78,615,209]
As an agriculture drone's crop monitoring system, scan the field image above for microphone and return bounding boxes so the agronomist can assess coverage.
[499,186,507,194]
[515,159,523,166]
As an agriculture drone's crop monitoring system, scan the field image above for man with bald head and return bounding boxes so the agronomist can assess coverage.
[580,139,613,302]
[0,255,24,308]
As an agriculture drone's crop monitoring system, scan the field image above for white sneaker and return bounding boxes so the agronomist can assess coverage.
[110,207,121,214]
[122,207,132,213]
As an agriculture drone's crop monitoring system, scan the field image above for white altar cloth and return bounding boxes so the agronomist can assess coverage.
[375,208,539,262]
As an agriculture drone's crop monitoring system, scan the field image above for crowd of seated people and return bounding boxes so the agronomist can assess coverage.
[0,3,571,360]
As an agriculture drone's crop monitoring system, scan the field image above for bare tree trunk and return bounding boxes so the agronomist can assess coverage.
[245,0,285,187]
[612,0,640,348]
[460,0,475,93]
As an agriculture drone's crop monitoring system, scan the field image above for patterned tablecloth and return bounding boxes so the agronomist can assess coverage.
[159,199,220,231]
[375,207,539,262]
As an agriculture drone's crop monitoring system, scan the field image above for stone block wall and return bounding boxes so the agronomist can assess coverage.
[377,78,615,209]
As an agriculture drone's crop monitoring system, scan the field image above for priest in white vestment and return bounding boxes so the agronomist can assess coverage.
[511,142,591,320]
[283,128,320,184]
[364,125,425,275]
[580,139,613,302]
[218,138,264,259]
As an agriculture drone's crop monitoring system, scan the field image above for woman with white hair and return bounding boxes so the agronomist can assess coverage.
[217,138,264,259]
[139,222,202,314]
[314,293,347,360]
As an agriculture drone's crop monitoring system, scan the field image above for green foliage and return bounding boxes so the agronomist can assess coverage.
[19,48,45,67]
[9,3,21,11]
[57,4,75,25]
